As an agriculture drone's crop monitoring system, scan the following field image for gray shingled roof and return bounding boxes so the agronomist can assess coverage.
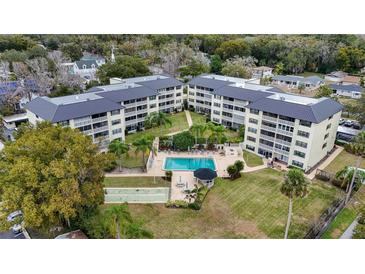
[188,76,234,90]
[96,86,156,102]
[272,75,324,85]
[136,77,183,90]
[25,96,122,123]
[215,85,272,102]
[75,60,99,69]
[330,84,361,92]
[246,97,343,123]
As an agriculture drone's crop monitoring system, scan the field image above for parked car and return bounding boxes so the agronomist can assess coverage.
[6,210,23,222]
[343,120,354,127]
[339,118,345,125]
[352,122,361,130]
[11,224,22,234]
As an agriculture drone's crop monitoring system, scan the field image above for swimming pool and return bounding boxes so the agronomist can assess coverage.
[164,157,216,171]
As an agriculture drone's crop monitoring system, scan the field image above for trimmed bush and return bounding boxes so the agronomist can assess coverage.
[188,186,209,210]
[166,200,189,208]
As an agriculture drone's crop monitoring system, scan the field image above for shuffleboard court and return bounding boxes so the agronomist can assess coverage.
[104,187,170,203]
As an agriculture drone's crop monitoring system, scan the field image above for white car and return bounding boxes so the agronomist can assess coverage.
[11,223,22,234]
[7,210,23,222]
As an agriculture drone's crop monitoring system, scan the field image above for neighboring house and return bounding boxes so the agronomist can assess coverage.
[341,75,361,86]
[2,112,29,141]
[324,71,348,82]
[252,66,273,79]
[55,230,88,239]
[188,74,342,172]
[62,54,106,83]
[271,75,324,90]
[0,80,39,108]
[330,83,362,99]
[24,75,184,149]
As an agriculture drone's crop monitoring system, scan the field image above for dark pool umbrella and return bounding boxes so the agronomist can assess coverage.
[193,168,217,181]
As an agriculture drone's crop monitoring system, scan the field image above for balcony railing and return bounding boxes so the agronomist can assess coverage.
[93,125,109,133]
[92,116,108,123]
[261,125,277,132]
[258,144,274,151]
[260,134,275,142]
[274,148,290,156]
[262,115,278,123]
[276,129,293,137]
[275,138,292,147]
[278,119,295,127]
[74,119,92,127]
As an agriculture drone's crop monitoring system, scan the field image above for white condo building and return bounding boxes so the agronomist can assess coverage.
[25,75,183,149]
[187,74,343,172]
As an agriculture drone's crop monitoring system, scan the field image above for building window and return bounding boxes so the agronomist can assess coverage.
[299,120,311,127]
[278,124,294,132]
[213,102,221,107]
[189,92,194,96]
[326,123,331,130]
[112,128,122,135]
[189,99,194,103]
[111,109,120,116]
[213,118,220,123]
[322,142,327,149]
[297,130,310,138]
[247,136,256,143]
[328,115,333,120]
[222,111,232,118]
[150,103,156,109]
[295,140,307,149]
[279,115,295,122]
[324,133,329,140]
[223,104,234,110]
[248,127,257,134]
[292,160,304,168]
[249,118,258,125]
[294,150,306,158]
[149,96,156,100]
[213,110,220,115]
[176,93,181,97]
[58,120,69,126]
[246,145,255,151]
[111,119,121,126]
[250,108,259,115]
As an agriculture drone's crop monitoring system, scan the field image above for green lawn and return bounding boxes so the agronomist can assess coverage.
[242,150,264,167]
[119,149,148,168]
[190,111,207,124]
[321,208,357,239]
[324,150,365,174]
[125,112,189,144]
[127,169,343,238]
[104,177,170,188]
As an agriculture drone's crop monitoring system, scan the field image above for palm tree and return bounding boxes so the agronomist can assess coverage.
[108,139,129,172]
[104,205,132,239]
[190,123,206,145]
[336,165,365,195]
[133,136,154,170]
[146,111,172,137]
[281,168,309,239]
[208,123,226,145]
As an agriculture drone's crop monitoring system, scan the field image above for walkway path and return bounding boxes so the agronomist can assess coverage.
[340,216,359,239]
[307,146,344,180]
[185,110,193,128]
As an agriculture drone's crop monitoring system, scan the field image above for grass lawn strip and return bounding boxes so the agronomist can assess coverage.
[242,150,264,167]
[104,177,169,188]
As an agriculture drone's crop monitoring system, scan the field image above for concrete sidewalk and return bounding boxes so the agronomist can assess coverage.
[340,216,359,239]
[185,110,193,127]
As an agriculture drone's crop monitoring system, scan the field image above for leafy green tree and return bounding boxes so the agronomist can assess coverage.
[298,83,305,94]
[221,56,256,78]
[210,54,223,74]
[273,62,284,75]
[281,168,309,239]
[179,58,209,77]
[108,139,129,172]
[207,122,226,144]
[0,35,36,52]
[227,160,244,179]
[215,38,251,60]
[172,131,195,150]
[144,111,172,136]
[61,43,83,61]
[315,85,333,98]
[133,136,154,169]
[0,122,110,231]
[45,36,60,50]
[26,45,47,59]
[285,48,306,74]
[97,55,150,84]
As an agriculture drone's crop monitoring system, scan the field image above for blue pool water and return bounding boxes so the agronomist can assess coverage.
[164,157,216,171]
